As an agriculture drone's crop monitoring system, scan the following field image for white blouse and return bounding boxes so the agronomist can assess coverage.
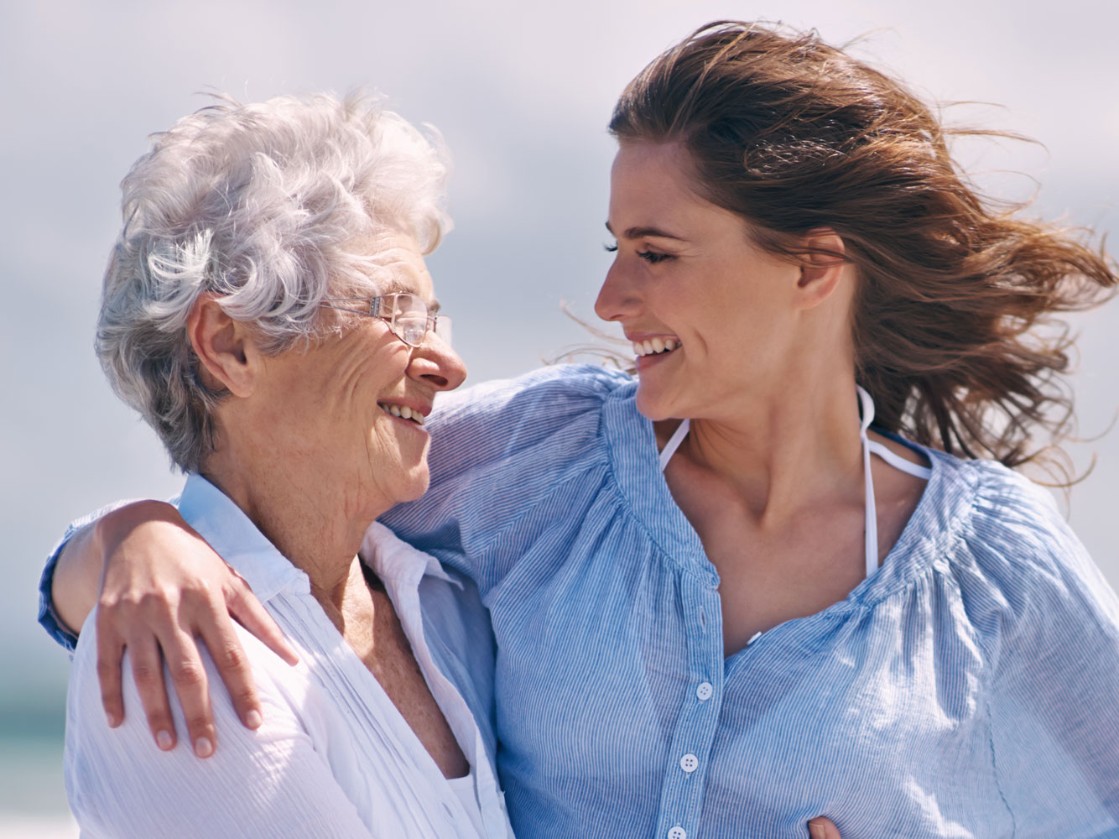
[64,474,513,838]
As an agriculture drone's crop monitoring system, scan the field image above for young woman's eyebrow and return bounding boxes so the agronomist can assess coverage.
[604,221,686,241]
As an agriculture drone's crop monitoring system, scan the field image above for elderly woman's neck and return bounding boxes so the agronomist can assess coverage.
[199,453,384,603]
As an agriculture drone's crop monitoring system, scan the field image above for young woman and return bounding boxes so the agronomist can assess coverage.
[42,22,1118,838]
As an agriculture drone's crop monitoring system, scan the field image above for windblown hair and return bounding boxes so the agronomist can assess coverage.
[98,93,451,472]
[610,21,1117,471]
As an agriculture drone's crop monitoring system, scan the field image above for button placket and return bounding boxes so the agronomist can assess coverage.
[654,580,722,839]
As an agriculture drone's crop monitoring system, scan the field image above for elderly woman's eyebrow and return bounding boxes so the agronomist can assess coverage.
[370,277,441,313]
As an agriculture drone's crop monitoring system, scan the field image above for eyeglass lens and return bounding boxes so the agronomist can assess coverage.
[384,293,451,347]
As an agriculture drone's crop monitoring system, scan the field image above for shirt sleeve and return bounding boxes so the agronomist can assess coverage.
[380,364,631,591]
[65,612,375,839]
[968,466,1119,827]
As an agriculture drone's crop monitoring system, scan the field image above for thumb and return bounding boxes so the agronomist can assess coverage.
[808,817,841,839]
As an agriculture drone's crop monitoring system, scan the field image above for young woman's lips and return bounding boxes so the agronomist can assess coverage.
[631,336,681,369]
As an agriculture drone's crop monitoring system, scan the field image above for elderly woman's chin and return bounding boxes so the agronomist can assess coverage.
[365,412,436,506]
[386,443,433,506]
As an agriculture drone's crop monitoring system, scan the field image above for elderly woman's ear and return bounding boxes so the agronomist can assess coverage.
[186,294,260,397]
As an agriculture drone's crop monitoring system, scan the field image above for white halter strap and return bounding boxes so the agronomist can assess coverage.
[857,386,931,576]
[659,387,930,581]
[658,418,691,472]
[856,386,880,579]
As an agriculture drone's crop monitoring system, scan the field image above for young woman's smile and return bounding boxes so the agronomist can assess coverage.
[596,140,809,423]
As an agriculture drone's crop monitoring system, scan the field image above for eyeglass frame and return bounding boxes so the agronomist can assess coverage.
[319,292,451,348]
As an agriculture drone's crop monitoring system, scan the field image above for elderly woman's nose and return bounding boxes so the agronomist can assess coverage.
[410,337,467,391]
[594,261,639,322]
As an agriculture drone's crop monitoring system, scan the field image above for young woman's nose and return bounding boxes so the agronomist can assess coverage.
[594,260,641,323]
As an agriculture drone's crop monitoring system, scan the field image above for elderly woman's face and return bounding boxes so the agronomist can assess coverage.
[596,140,809,423]
[250,231,466,514]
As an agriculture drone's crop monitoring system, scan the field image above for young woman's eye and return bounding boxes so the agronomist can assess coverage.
[602,243,671,263]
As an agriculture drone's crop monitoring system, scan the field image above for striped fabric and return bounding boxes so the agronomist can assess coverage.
[384,364,1119,839]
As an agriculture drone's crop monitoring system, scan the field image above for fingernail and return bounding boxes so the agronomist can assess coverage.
[106,711,122,728]
[156,730,173,750]
[194,736,213,758]
[245,709,262,729]
[807,820,825,839]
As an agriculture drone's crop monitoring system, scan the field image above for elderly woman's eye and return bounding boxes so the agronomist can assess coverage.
[389,293,426,318]
[604,243,618,253]
[637,250,671,264]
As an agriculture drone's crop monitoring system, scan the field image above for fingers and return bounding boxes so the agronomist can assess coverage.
[160,627,217,758]
[95,592,181,750]
[808,817,842,839]
[88,504,297,756]
[198,606,263,733]
[227,574,299,667]
[94,616,125,730]
[197,574,297,733]
[97,600,218,756]
[129,633,178,752]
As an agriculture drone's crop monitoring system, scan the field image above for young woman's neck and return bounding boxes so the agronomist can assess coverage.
[674,367,865,526]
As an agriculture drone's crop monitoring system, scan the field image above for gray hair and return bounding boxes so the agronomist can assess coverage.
[96,93,451,472]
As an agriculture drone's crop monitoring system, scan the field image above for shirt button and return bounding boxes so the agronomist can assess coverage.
[679,753,699,773]
[696,682,713,701]
[668,827,687,839]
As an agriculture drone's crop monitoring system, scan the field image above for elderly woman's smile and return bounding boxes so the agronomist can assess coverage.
[57,93,516,837]
[218,233,465,520]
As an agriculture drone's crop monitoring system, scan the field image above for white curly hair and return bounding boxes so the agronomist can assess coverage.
[96,92,451,471]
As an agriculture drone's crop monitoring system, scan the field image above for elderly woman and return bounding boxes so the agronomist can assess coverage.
[42,22,1119,839]
[52,93,513,837]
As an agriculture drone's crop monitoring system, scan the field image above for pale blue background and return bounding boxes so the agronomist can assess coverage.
[2,0,1116,833]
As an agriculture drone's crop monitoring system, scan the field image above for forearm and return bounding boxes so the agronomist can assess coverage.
[51,521,104,636]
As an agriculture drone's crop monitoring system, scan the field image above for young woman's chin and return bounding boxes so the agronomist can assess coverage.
[634,386,676,422]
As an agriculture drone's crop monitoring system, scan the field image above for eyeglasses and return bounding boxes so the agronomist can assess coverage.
[320,292,451,347]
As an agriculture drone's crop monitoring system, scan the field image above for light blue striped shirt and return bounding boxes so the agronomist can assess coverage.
[383,364,1119,839]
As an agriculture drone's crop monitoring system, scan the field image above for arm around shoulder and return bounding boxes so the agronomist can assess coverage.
[40,496,297,756]
[54,501,174,634]
[37,499,160,649]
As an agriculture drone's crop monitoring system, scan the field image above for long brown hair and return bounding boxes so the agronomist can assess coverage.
[609,21,1116,472]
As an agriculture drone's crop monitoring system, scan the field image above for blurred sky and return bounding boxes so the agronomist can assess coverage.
[3,0,1117,711]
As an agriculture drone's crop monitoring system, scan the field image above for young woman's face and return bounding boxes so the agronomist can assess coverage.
[596,140,806,422]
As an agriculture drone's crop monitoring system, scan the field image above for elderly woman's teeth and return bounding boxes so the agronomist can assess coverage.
[379,403,425,425]
[632,338,679,357]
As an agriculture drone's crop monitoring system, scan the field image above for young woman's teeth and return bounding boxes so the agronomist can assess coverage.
[379,403,425,425]
[633,338,679,357]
